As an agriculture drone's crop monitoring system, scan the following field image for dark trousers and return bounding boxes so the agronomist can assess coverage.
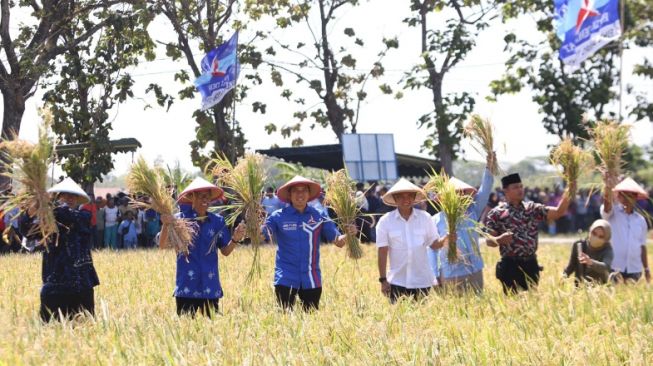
[176,297,220,318]
[40,289,95,322]
[389,284,431,303]
[96,229,105,249]
[496,256,542,294]
[611,271,643,283]
[275,285,322,311]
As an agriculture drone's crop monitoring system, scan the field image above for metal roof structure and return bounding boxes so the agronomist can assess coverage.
[257,144,439,179]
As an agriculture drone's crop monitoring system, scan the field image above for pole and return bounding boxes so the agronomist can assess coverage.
[618,0,626,123]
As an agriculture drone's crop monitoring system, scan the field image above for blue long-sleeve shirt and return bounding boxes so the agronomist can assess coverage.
[264,205,340,289]
[428,168,494,279]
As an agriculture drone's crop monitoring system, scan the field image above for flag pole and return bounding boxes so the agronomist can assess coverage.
[618,0,625,123]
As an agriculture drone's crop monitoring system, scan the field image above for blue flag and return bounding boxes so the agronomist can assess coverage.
[194,32,240,111]
[555,0,621,71]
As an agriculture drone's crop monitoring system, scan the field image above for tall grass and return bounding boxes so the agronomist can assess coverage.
[589,120,631,192]
[207,153,267,282]
[424,171,474,262]
[550,138,591,197]
[463,114,501,176]
[126,156,196,256]
[0,109,58,246]
[324,169,363,259]
[1,243,652,364]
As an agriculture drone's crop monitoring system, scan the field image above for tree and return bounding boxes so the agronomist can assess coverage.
[148,0,264,168]
[0,0,121,146]
[43,3,155,192]
[250,0,398,146]
[489,1,653,142]
[401,0,494,174]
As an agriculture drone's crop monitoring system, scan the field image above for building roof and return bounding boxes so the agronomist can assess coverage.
[55,138,142,157]
[257,144,439,179]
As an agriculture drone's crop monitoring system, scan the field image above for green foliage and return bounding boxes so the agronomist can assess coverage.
[0,0,135,176]
[491,1,653,140]
[150,0,263,166]
[42,4,156,189]
[251,0,397,143]
[402,0,494,174]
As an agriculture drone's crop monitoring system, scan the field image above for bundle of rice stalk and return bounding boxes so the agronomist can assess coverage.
[590,120,631,192]
[463,114,500,175]
[550,138,590,197]
[324,169,363,259]
[207,153,267,282]
[424,171,474,262]
[0,109,58,247]
[126,156,195,256]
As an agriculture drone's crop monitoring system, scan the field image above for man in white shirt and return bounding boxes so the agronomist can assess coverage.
[376,178,448,303]
[601,177,650,283]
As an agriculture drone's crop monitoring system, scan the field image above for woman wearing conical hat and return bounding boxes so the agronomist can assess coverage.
[375,178,448,303]
[601,177,650,283]
[161,177,246,317]
[428,154,495,294]
[20,178,99,322]
[261,175,355,311]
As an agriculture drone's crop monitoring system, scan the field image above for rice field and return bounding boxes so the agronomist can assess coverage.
[1,243,652,365]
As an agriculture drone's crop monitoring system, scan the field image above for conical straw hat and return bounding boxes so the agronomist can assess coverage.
[382,178,428,207]
[613,177,648,200]
[177,177,224,204]
[47,178,90,204]
[276,175,321,203]
[450,177,477,195]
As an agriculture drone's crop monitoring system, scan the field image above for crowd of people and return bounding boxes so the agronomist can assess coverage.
[3,157,651,321]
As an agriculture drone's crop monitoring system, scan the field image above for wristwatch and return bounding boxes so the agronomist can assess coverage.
[378,277,387,283]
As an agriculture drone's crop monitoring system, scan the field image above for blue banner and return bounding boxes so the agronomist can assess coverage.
[194,32,240,111]
[555,0,621,71]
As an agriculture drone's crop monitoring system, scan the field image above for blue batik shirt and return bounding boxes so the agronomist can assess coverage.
[428,168,494,279]
[264,205,340,289]
[174,206,231,299]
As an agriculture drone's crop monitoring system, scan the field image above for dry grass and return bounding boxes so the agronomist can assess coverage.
[0,109,58,246]
[589,120,631,191]
[207,153,267,281]
[424,172,475,262]
[324,169,363,259]
[550,138,592,196]
[1,243,652,364]
[126,156,196,256]
[463,114,501,175]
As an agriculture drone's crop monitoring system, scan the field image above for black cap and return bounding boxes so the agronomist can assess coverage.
[501,173,522,188]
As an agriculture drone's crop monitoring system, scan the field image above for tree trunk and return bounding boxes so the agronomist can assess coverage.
[431,74,453,175]
[212,97,236,164]
[0,87,27,189]
[325,93,345,142]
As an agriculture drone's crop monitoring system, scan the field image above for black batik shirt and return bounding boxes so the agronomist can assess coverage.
[485,201,549,257]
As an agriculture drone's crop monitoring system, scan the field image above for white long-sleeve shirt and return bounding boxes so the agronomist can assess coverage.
[601,203,647,274]
[376,208,440,288]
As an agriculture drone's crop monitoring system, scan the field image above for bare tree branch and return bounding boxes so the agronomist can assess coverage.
[161,2,200,76]
[1,0,20,74]
[216,0,237,36]
[269,35,322,69]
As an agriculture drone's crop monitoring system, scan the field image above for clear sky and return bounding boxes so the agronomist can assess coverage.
[3,1,652,176]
